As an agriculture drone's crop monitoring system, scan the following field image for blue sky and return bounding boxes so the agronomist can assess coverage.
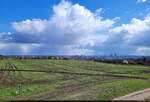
[1,0,150,32]
[0,0,150,55]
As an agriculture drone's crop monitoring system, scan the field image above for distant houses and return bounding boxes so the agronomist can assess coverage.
[0,56,71,60]
[0,54,150,66]
[123,60,129,64]
[0,55,6,60]
[93,57,150,66]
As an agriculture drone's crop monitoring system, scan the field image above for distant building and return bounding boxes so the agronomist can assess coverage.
[0,55,6,60]
[123,60,128,64]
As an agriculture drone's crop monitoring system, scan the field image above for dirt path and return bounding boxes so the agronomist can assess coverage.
[0,69,148,80]
[113,88,150,100]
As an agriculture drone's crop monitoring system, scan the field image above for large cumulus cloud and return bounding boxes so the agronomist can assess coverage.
[0,0,114,55]
[1,0,150,55]
[100,15,150,55]
[10,1,114,45]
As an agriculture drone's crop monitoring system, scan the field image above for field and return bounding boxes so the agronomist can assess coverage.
[0,59,150,100]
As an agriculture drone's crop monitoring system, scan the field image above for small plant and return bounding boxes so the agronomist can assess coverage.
[11,90,19,96]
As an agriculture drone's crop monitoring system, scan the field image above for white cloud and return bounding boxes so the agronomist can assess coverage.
[0,43,8,49]
[109,16,150,45]
[103,15,150,55]
[136,47,150,55]
[137,0,147,3]
[137,47,150,51]
[20,44,30,54]
[2,0,150,56]
[95,8,103,16]
[0,42,42,55]
[59,45,94,55]
[0,0,114,55]
[9,0,114,46]
[12,19,48,34]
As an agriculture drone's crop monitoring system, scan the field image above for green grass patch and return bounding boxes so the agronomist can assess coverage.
[1,59,150,100]
[90,79,150,100]
[0,83,60,100]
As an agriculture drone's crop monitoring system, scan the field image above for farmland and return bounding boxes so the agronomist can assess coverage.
[0,59,150,100]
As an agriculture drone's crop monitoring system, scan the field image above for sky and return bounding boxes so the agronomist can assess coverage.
[0,0,150,56]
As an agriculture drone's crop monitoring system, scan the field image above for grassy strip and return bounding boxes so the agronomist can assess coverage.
[19,59,150,74]
[90,79,150,100]
[0,83,60,100]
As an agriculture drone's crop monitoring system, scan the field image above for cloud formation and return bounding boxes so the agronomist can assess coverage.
[137,0,147,3]
[0,0,114,55]
[0,0,150,55]
[102,15,150,55]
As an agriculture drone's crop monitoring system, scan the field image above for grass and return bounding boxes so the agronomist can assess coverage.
[0,83,60,100]
[0,59,150,100]
[91,79,150,100]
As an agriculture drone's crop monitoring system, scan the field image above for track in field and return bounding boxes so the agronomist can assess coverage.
[0,60,149,89]
[0,61,28,86]
[0,61,114,87]
[0,69,148,80]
